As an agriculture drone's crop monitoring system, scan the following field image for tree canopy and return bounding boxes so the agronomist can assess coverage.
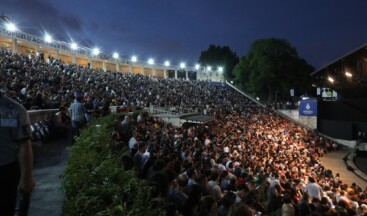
[233,38,314,102]
[199,44,239,81]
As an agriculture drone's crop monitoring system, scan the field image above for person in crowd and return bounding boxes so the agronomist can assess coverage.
[218,191,236,216]
[227,203,254,216]
[83,97,94,125]
[53,106,71,139]
[0,90,35,216]
[206,171,223,202]
[194,195,217,216]
[134,141,147,176]
[69,96,85,138]
[281,193,295,216]
[305,177,324,201]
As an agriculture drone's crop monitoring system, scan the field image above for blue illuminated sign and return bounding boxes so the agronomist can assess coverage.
[299,100,317,116]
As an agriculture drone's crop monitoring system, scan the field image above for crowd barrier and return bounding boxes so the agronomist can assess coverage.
[28,109,58,123]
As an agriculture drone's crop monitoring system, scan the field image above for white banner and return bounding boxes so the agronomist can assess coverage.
[0,28,91,56]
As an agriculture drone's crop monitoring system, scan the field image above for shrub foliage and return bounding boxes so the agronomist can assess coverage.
[61,114,165,216]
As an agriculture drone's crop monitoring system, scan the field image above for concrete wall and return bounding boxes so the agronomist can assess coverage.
[28,109,58,123]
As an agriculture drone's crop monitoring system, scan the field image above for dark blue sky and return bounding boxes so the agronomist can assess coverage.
[2,0,367,69]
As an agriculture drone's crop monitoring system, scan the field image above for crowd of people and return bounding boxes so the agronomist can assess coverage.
[0,48,251,114]
[114,108,367,216]
[1,48,367,216]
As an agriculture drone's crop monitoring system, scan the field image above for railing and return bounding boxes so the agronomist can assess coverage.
[225,81,266,108]
[28,109,58,123]
[144,106,198,117]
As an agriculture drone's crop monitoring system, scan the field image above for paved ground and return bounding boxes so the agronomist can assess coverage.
[27,138,70,216]
[319,147,367,189]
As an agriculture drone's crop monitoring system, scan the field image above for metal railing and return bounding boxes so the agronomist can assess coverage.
[144,106,198,117]
[225,81,266,108]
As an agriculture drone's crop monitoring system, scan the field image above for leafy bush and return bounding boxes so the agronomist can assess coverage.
[61,114,165,216]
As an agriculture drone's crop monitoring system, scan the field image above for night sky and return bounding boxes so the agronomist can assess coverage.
[2,0,367,69]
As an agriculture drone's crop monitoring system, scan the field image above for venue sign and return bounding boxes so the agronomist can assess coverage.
[299,99,317,116]
[0,28,91,56]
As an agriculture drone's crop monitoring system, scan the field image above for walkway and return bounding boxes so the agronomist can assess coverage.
[319,147,367,189]
[27,138,69,216]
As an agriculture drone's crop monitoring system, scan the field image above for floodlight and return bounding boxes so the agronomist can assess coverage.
[92,48,100,56]
[256,97,260,101]
[180,62,186,69]
[131,56,137,62]
[113,52,119,59]
[164,61,170,67]
[218,66,223,73]
[195,64,200,70]
[230,81,233,84]
[6,22,17,32]
[71,43,78,50]
[45,34,52,43]
[148,58,154,65]
[345,71,352,77]
[207,66,212,71]
[328,77,334,83]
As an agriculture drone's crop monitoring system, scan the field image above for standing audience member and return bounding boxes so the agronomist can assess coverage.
[134,141,147,176]
[0,91,35,216]
[305,177,324,201]
[83,97,94,125]
[69,96,85,139]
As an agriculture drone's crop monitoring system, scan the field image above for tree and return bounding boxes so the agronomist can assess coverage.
[199,45,239,81]
[233,38,314,102]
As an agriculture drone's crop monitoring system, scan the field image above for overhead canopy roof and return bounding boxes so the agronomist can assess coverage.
[311,43,367,99]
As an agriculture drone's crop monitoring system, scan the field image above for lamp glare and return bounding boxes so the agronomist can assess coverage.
[180,62,185,69]
[218,66,223,73]
[131,56,137,62]
[345,71,352,77]
[71,43,78,50]
[93,48,100,56]
[45,34,52,43]
[6,22,17,32]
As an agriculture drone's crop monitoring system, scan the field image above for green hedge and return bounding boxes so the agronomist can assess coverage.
[61,114,165,216]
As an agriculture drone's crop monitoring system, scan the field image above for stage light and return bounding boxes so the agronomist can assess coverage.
[328,77,334,83]
[180,62,186,69]
[92,48,100,56]
[113,52,119,59]
[6,22,17,32]
[207,66,212,71]
[131,56,137,62]
[148,58,154,65]
[164,61,170,67]
[195,64,200,70]
[45,34,52,43]
[345,71,352,77]
[71,43,78,50]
